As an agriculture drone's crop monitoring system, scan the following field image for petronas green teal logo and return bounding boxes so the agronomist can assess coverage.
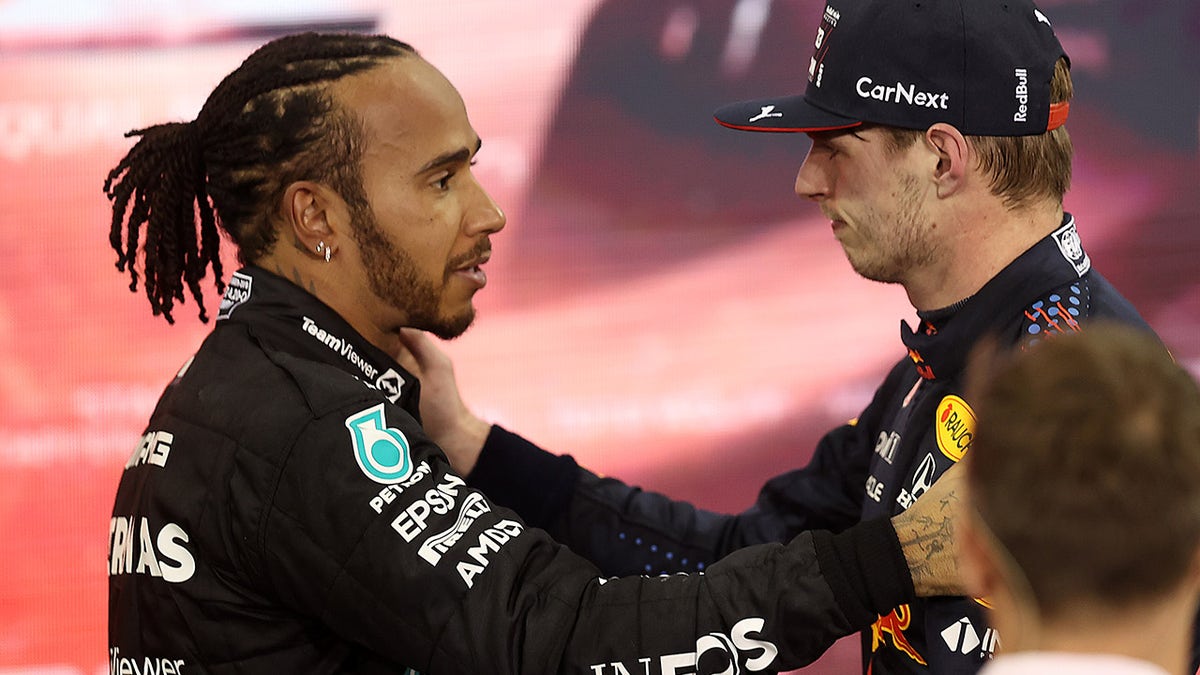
[346,403,413,484]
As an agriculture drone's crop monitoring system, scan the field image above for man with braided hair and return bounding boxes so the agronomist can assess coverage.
[105,32,965,674]
[105,33,411,325]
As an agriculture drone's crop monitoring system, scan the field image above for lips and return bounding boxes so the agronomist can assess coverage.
[459,250,490,270]
[452,250,491,288]
[823,210,847,232]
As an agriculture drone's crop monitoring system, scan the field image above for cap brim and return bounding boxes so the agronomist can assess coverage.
[713,94,862,133]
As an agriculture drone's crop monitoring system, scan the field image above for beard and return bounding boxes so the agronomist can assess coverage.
[351,205,476,341]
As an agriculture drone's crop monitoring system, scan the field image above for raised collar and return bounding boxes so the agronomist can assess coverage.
[213,266,420,413]
[901,214,1088,381]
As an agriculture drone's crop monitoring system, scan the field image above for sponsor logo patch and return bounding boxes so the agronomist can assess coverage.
[346,403,414,484]
[375,368,405,404]
[108,516,195,583]
[1052,219,1090,277]
[896,453,937,510]
[865,475,885,503]
[303,316,381,381]
[217,271,253,320]
[874,431,899,464]
[807,4,840,87]
[110,648,186,675]
[941,616,999,658]
[748,105,784,123]
[390,473,466,541]
[590,617,778,675]
[1013,68,1030,122]
[456,519,525,588]
[935,395,975,462]
[418,492,492,565]
[856,77,949,110]
[125,430,173,469]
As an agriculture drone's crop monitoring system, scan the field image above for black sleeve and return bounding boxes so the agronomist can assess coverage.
[262,398,913,673]
[467,424,581,530]
[468,371,897,577]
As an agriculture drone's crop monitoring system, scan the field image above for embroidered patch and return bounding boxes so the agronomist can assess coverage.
[1051,220,1090,277]
[935,395,975,462]
[346,403,413,484]
[217,271,253,320]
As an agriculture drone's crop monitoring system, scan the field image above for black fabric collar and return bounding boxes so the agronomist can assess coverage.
[900,214,1088,381]
[213,266,421,414]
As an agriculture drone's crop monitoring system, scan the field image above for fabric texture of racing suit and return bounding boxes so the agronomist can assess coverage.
[467,216,1184,674]
[108,266,918,675]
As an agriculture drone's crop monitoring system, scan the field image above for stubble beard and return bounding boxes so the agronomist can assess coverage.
[353,205,475,341]
[844,173,938,285]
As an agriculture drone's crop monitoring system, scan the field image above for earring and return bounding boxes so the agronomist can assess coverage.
[316,241,332,263]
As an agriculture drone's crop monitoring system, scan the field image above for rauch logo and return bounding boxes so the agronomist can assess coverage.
[935,395,975,462]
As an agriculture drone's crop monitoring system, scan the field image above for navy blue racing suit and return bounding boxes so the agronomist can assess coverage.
[468,216,1176,674]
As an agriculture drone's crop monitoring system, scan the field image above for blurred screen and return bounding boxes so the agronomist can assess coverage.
[1,1,1197,672]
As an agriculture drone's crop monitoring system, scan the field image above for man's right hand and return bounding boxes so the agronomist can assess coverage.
[394,328,490,476]
[891,462,966,597]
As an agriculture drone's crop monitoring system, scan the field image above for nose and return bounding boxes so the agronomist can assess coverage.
[466,178,507,235]
[793,147,828,203]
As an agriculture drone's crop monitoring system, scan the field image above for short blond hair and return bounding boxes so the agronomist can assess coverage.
[883,57,1073,209]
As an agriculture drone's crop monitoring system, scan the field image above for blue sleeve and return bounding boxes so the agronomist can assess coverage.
[467,363,908,577]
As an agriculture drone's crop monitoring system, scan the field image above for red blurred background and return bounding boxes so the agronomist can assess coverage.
[1,1,1197,672]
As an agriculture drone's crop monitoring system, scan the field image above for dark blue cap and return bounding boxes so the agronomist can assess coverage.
[715,0,1069,136]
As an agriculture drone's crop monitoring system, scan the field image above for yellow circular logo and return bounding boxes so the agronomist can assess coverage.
[935,395,975,462]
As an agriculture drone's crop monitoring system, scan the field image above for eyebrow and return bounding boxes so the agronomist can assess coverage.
[810,128,867,144]
[416,137,483,175]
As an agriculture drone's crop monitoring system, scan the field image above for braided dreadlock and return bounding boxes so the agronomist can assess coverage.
[104,32,415,323]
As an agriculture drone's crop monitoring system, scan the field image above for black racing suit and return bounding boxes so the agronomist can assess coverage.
[467,216,1178,674]
[108,266,916,674]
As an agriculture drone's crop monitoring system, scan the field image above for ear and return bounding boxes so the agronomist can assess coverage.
[1185,545,1200,590]
[282,181,350,259]
[924,123,970,199]
[957,503,1003,600]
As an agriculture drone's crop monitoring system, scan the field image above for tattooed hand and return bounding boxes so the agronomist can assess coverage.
[891,462,965,597]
